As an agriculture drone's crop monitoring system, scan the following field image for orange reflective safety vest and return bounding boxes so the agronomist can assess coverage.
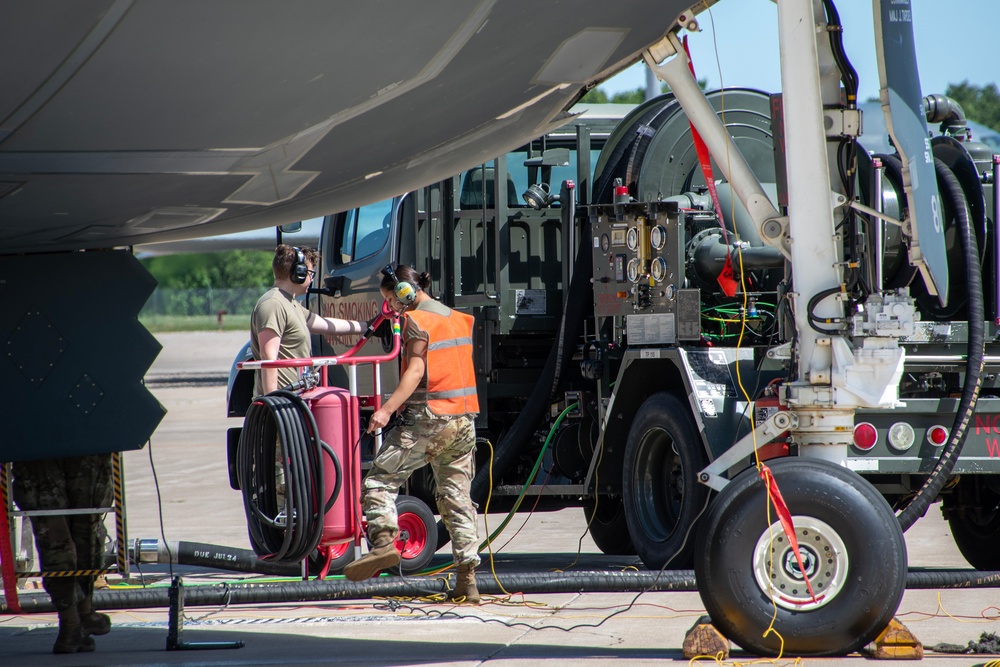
[402,307,480,416]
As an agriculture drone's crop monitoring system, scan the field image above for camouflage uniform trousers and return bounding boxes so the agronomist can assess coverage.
[11,454,113,611]
[362,407,480,567]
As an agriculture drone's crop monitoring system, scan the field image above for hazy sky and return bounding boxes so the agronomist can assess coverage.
[600,0,999,101]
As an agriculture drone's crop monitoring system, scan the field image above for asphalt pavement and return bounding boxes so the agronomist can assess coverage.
[1,331,998,667]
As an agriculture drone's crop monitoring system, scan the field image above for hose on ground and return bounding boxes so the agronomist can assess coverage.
[896,159,985,531]
[5,568,1000,613]
[238,390,342,563]
[137,540,303,577]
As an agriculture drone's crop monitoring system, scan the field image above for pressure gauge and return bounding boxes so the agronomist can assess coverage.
[626,226,639,252]
[650,225,667,250]
[626,258,641,283]
[650,257,668,283]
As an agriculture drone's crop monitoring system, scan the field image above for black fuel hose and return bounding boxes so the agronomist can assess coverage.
[896,159,985,531]
[5,567,1000,613]
[822,0,858,108]
[238,390,342,563]
[145,540,303,577]
[465,221,593,512]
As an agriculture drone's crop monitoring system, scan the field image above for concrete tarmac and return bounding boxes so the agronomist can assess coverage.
[2,331,999,666]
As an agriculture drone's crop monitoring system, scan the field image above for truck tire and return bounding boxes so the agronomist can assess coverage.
[694,458,907,657]
[392,495,437,575]
[622,392,709,569]
[584,496,636,555]
[944,478,1000,570]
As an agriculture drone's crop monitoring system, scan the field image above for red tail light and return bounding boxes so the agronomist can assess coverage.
[853,422,878,451]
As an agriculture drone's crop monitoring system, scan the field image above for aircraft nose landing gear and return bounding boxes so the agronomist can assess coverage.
[694,458,907,657]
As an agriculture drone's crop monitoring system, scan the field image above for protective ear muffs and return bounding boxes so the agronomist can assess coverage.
[290,247,309,285]
[381,264,418,305]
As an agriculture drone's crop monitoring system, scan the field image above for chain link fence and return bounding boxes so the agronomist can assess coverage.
[141,287,262,317]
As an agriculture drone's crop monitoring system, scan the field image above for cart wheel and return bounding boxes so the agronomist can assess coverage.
[391,495,437,574]
[694,457,906,657]
[309,541,356,577]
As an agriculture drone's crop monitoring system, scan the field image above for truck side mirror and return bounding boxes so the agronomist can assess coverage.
[308,275,345,297]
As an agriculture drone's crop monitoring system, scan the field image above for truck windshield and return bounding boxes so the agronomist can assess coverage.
[336,198,393,264]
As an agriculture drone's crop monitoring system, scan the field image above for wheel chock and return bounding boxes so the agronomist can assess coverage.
[868,618,923,659]
[682,615,730,659]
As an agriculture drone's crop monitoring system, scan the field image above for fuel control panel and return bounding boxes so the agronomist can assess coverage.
[590,201,700,343]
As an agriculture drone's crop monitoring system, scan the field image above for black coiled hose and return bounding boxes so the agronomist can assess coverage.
[896,159,986,531]
[238,390,343,563]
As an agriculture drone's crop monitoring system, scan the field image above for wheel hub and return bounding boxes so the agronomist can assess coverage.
[752,516,849,611]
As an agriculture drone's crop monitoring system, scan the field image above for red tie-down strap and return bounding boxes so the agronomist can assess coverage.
[0,473,23,613]
[758,463,818,604]
[682,35,738,297]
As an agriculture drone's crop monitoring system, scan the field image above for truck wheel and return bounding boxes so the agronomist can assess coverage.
[392,495,437,574]
[694,458,906,657]
[584,496,636,555]
[622,392,708,569]
[944,478,1000,570]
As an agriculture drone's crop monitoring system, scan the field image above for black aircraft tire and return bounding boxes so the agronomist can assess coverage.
[622,392,709,569]
[584,496,636,556]
[694,458,907,657]
[944,480,1000,570]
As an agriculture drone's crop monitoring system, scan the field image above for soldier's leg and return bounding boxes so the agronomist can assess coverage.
[29,514,95,653]
[428,415,479,565]
[12,459,94,652]
[359,423,431,539]
[11,461,86,617]
[67,455,113,637]
[430,419,481,603]
[29,515,81,609]
[343,424,430,581]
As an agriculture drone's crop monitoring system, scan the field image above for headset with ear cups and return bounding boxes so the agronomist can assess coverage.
[289,247,310,285]
[381,264,418,305]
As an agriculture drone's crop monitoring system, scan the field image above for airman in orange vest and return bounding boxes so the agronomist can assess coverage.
[343,265,482,603]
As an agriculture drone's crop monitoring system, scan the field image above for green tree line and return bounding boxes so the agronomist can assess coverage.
[945,81,1000,133]
[141,249,272,289]
[140,250,273,319]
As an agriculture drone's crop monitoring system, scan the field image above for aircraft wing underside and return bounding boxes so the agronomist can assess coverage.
[0,0,694,253]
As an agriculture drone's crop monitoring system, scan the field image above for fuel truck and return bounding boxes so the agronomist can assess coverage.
[227,0,1000,657]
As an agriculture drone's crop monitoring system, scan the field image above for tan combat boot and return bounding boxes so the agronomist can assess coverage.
[450,563,480,604]
[342,532,400,581]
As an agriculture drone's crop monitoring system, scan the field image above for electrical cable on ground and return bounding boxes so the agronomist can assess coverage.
[147,438,174,583]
